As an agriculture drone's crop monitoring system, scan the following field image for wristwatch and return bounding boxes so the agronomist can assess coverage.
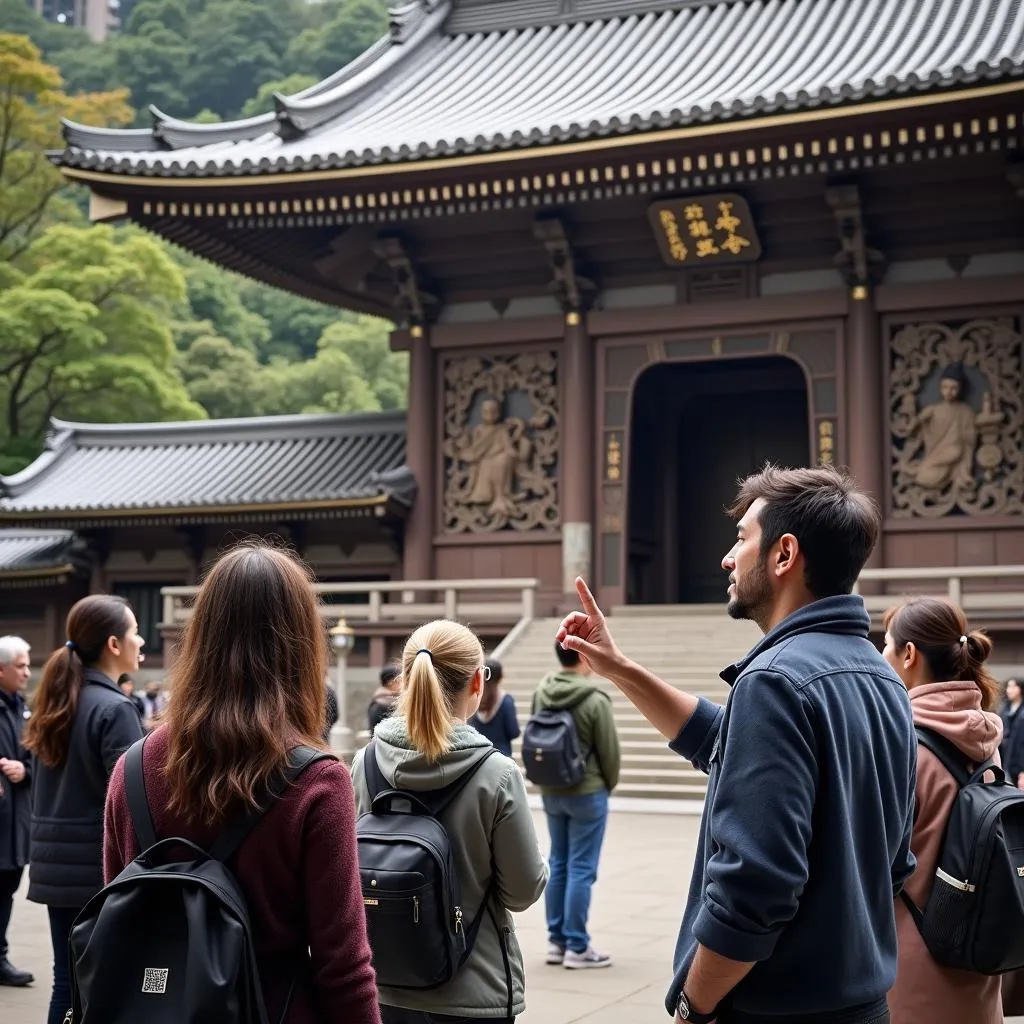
[676,990,717,1024]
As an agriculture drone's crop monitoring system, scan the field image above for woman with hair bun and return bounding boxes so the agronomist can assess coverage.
[882,596,1002,1024]
[22,595,146,1024]
[351,619,548,1024]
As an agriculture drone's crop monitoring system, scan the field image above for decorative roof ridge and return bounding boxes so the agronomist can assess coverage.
[444,0,740,34]
[275,0,451,139]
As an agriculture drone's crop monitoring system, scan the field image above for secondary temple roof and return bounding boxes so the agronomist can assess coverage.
[57,0,1024,178]
[0,413,411,519]
[0,529,82,581]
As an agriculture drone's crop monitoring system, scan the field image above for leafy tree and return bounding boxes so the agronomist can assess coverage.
[273,349,381,416]
[180,259,271,354]
[177,334,268,419]
[239,73,317,119]
[234,280,339,363]
[0,34,132,259]
[0,224,204,471]
[285,0,387,82]
[317,317,407,410]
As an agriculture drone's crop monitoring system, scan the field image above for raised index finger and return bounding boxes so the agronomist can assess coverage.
[574,576,603,617]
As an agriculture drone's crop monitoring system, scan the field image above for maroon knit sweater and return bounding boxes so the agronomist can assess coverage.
[103,727,380,1024]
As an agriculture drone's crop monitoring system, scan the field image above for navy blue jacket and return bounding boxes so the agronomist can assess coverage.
[28,669,144,907]
[667,595,916,1019]
[0,689,32,871]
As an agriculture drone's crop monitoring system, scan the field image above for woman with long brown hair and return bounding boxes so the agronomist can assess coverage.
[102,542,380,1024]
[882,596,1002,1024]
[23,594,146,1024]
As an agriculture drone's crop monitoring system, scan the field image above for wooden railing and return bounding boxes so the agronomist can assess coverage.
[854,565,1024,617]
[161,578,539,630]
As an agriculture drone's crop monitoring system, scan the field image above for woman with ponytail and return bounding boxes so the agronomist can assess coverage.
[881,596,1002,1024]
[23,595,146,1024]
[351,619,548,1024]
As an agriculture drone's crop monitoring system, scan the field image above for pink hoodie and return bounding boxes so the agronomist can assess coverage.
[888,681,1004,1024]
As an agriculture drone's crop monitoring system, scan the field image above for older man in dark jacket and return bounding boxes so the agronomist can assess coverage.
[0,636,33,987]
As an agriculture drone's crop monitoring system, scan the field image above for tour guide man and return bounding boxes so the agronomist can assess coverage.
[556,465,916,1024]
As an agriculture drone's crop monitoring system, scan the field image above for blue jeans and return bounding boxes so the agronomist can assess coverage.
[47,906,79,1024]
[542,790,609,954]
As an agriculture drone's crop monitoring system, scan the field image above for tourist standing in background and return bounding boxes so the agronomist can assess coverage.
[882,597,1003,1024]
[0,636,33,988]
[1000,677,1024,788]
[104,543,380,1024]
[22,596,146,1024]
[367,664,401,736]
[531,642,620,970]
[470,657,520,756]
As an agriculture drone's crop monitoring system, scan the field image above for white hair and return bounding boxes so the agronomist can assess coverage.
[0,636,30,666]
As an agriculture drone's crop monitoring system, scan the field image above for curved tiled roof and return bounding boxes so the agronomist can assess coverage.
[57,0,1024,178]
[0,529,81,578]
[0,413,410,517]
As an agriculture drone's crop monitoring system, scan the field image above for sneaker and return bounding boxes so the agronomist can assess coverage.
[564,946,612,969]
[545,942,565,965]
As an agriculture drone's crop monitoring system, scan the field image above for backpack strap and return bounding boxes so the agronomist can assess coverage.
[210,746,336,863]
[124,736,157,852]
[362,739,388,803]
[914,726,973,787]
[424,748,499,818]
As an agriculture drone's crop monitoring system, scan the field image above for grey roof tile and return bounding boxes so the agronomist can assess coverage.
[56,0,1024,177]
[0,413,410,516]
[0,529,79,575]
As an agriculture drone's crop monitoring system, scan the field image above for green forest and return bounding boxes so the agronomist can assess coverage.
[0,0,406,476]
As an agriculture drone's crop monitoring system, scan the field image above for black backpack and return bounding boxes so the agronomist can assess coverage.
[521,690,602,788]
[67,736,334,1024]
[900,725,1024,974]
[356,741,498,991]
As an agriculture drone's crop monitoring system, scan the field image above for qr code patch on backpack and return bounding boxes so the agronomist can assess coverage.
[141,968,169,994]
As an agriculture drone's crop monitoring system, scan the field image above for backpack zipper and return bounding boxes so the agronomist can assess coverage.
[413,896,420,923]
[936,866,976,893]
[455,907,464,934]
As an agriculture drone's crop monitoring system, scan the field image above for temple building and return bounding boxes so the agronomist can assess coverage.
[3,0,1023,681]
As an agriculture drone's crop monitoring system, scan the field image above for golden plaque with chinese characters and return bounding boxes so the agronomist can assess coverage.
[648,194,762,267]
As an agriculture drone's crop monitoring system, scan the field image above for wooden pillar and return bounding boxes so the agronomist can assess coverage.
[402,326,434,584]
[561,311,594,593]
[846,285,885,569]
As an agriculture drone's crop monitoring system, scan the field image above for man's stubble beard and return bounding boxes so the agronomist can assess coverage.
[727,553,773,632]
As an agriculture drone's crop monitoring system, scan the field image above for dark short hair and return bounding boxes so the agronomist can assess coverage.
[554,641,581,668]
[380,665,400,687]
[117,673,134,686]
[485,657,503,683]
[728,464,880,598]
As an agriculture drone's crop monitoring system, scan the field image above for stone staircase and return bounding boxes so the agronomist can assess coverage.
[498,607,760,800]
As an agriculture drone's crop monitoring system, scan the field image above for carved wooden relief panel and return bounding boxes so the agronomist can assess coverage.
[442,352,559,533]
[889,316,1023,518]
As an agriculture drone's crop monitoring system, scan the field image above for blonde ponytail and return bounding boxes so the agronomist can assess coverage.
[401,651,453,762]
[397,619,484,763]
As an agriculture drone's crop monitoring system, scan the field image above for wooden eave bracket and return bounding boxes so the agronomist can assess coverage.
[372,234,438,329]
[825,183,885,289]
[532,215,596,313]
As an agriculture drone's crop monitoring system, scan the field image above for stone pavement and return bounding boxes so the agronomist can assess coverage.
[3,808,1023,1023]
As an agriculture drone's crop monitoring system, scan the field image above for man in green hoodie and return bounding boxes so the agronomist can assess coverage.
[532,641,621,970]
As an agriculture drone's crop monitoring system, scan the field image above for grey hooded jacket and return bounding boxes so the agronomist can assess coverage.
[351,715,548,1019]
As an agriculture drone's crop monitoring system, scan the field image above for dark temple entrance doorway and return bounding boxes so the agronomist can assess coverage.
[626,357,811,604]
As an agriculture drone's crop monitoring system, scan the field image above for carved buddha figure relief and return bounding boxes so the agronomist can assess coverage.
[890,318,1022,518]
[443,352,560,533]
[907,364,977,491]
[456,398,531,517]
